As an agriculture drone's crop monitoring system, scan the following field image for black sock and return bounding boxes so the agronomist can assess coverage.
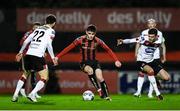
[88,74,100,90]
[100,81,109,98]
[31,71,36,89]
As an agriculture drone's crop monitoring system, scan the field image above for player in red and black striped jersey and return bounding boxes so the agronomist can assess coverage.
[18,22,41,99]
[55,25,121,101]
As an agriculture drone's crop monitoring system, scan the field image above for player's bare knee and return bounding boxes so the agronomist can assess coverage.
[148,70,154,76]
[84,66,93,75]
[164,75,170,81]
[160,70,171,81]
[38,69,49,81]
[22,72,29,78]
[39,73,48,81]
[21,74,27,79]
[43,77,49,81]
[20,75,26,82]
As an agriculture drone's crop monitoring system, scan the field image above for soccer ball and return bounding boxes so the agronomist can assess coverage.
[82,90,94,101]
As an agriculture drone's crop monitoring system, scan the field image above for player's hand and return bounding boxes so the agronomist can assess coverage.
[117,39,123,46]
[44,52,47,57]
[15,53,23,62]
[53,57,59,66]
[115,61,122,68]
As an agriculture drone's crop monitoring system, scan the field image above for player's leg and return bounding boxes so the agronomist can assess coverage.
[20,85,26,97]
[27,56,47,102]
[148,82,154,98]
[12,72,30,102]
[12,55,31,102]
[152,59,168,88]
[157,69,170,81]
[95,68,111,101]
[19,57,27,97]
[31,71,36,89]
[28,68,48,102]
[30,71,41,98]
[155,69,170,91]
[19,74,29,97]
[145,60,155,98]
[144,76,155,98]
[152,64,170,100]
[134,71,145,97]
[143,64,163,100]
[83,65,101,96]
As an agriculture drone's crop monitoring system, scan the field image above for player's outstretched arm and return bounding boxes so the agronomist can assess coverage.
[15,53,23,62]
[56,43,76,59]
[56,37,81,59]
[19,32,34,53]
[117,37,140,46]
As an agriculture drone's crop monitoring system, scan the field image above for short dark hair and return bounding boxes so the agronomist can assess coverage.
[148,28,158,35]
[86,24,97,32]
[33,22,41,26]
[46,14,56,24]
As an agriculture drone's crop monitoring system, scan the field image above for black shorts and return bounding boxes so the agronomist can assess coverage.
[137,59,163,75]
[80,60,101,71]
[153,59,163,66]
[24,55,47,72]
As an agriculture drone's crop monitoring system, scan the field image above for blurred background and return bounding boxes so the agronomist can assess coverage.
[0,0,180,94]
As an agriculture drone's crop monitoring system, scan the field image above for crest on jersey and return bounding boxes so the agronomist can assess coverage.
[51,30,55,35]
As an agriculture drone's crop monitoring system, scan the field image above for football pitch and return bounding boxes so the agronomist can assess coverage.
[0,94,180,110]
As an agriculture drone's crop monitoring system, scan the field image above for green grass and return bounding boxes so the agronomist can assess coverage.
[0,94,180,110]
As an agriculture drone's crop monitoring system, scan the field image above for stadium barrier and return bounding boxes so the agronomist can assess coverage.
[0,70,118,94]
[119,71,180,94]
[0,70,179,94]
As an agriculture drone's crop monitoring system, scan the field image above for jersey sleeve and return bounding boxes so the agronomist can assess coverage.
[19,32,34,53]
[49,29,56,40]
[20,32,30,46]
[160,35,165,43]
[123,37,140,44]
[73,37,81,46]
[138,30,147,44]
[47,30,56,59]
[162,37,165,42]
[159,32,165,43]
[139,35,146,44]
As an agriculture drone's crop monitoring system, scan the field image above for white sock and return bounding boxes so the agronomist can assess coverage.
[148,76,160,96]
[13,80,24,96]
[136,76,144,94]
[148,83,154,96]
[30,80,45,94]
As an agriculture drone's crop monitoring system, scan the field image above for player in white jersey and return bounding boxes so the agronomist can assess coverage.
[117,28,170,100]
[12,14,58,102]
[133,19,167,98]
[19,22,41,98]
